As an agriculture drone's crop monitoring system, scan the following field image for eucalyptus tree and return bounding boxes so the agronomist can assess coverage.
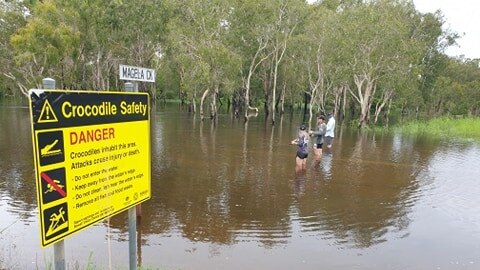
[431,58,480,116]
[332,0,438,128]
[457,59,480,116]
[62,0,168,92]
[9,0,168,93]
[311,1,356,121]
[0,0,28,98]
[263,0,304,125]
[10,0,80,95]
[369,2,456,121]
[292,4,340,128]
[413,10,457,116]
[165,0,240,120]
[228,0,276,121]
[278,46,307,118]
[369,1,427,125]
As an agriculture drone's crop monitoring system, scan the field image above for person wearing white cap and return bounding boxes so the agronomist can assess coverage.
[325,112,335,149]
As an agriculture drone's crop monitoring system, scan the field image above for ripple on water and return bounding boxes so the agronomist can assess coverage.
[417,146,480,231]
[230,220,292,246]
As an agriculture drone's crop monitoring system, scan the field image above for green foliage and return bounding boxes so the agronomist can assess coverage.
[0,0,28,97]
[1,0,479,125]
[10,1,80,82]
[433,58,480,116]
[394,117,480,140]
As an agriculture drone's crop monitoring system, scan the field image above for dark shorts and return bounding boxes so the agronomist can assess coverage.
[325,136,334,146]
[314,143,323,149]
[296,150,308,159]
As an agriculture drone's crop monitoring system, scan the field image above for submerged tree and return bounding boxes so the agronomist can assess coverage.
[3,0,477,127]
[165,0,240,120]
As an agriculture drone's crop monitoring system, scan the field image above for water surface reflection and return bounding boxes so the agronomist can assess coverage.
[1,105,479,269]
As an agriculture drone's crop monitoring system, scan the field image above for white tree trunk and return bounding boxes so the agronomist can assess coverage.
[200,88,209,121]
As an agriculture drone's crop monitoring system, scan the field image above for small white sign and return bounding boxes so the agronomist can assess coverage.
[119,64,155,82]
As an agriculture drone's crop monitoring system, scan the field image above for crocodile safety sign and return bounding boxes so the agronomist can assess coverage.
[29,90,151,247]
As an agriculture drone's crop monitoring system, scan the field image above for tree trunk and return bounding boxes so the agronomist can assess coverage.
[192,95,197,113]
[374,89,393,124]
[271,64,277,125]
[401,100,407,120]
[308,91,314,131]
[333,85,342,118]
[385,97,392,127]
[341,84,348,121]
[354,75,375,128]
[303,92,310,123]
[278,82,286,115]
[243,41,271,122]
[263,67,272,119]
[271,39,288,125]
[200,88,209,121]
[210,85,218,120]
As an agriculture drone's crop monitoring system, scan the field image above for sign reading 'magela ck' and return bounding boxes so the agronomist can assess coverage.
[29,90,151,247]
[119,64,155,82]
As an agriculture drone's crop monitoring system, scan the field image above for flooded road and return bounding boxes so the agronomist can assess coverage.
[1,104,480,269]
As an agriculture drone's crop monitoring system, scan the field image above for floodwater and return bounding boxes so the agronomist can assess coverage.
[1,104,480,270]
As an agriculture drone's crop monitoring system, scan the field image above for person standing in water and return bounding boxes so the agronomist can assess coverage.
[291,124,309,171]
[309,115,326,160]
[325,112,336,149]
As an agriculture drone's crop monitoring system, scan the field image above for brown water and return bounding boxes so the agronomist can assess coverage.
[1,104,480,270]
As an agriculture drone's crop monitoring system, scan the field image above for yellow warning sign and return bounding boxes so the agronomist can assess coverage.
[29,90,150,247]
[38,99,58,123]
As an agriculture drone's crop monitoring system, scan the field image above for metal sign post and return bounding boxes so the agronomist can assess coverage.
[121,65,155,270]
[125,81,137,270]
[42,78,66,270]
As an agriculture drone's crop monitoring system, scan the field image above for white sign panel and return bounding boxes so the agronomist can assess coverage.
[119,64,155,82]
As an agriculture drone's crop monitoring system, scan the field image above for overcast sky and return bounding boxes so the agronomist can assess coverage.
[412,0,479,59]
[306,0,479,59]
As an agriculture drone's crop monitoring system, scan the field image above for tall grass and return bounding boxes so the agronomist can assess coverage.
[393,117,480,140]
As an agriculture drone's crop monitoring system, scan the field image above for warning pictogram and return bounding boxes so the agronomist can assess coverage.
[37,131,64,166]
[40,168,67,204]
[38,99,58,123]
[43,202,69,240]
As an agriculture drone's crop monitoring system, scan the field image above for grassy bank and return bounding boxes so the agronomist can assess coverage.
[391,117,480,140]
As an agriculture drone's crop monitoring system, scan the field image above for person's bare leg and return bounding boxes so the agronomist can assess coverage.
[314,148,323,161]
[301,158,307,170]
[296,157,306,172]
[295,157,302,171]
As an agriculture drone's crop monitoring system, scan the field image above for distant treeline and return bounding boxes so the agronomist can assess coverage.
[1,0,479,127]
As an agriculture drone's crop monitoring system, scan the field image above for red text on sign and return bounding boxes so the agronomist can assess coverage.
[70,128,115,145]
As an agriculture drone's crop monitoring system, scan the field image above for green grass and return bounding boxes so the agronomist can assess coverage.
[391,117,480,140]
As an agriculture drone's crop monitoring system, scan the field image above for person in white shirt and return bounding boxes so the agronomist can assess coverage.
[325,112,335,149]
